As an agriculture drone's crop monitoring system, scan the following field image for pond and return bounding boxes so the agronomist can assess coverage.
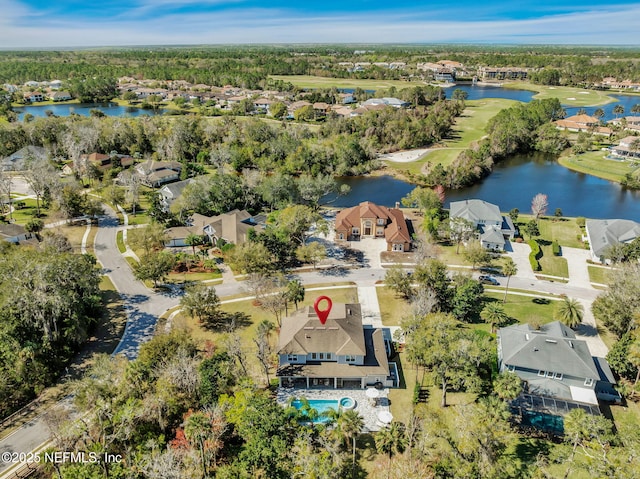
[330,153,640,221]
[15,102,164,120]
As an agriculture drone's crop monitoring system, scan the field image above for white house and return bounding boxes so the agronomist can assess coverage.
[585,219,640,263]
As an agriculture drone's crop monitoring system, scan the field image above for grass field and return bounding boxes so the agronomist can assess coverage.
[538,243,569,278]
[384,98,518,175]
[503,82,618,107]
[558,150,640,183]
[588,265,612,285]
[536,216,584,248]
[269,75,423,91]
[484,292,558,325]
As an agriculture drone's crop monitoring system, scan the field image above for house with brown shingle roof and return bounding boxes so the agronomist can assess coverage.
[554,114,613,136]
[276,303,395,389]
[334,201,412,252]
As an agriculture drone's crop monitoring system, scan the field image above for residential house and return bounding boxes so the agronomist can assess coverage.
[361,97,410,108]
[158,179,194,212]
[338,93,355,104]
[49,80,63,90]
[287,100,312,116]
[608,116,640,133]
[82,152,134,172]
[23,92,44,103]
[585,219,640,263]
[276,302,396,389]
[164,210,264,248]
[202,210,265,246]
[1,145,47,171]
[253,98,275,112]
[449,199,516,251]
[554,114,613,136]
[498,321,620,431]
[49,91,72,102]
[133,160,182,188]
[312,102,331,115]
[134,88,168,99]
[611,136,640,158]
[334,201,412,252]
[0,223,33,243]
[479,67,528,81]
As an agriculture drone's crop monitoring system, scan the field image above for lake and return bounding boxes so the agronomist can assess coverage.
[330,154,640,221]
[15,103,164,120]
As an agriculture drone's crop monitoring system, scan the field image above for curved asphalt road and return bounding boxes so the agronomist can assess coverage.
[0,211,605,474]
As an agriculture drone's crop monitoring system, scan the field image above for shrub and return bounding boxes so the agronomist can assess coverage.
[576,217,586,228]
[528,239,542,271]
[552,240,561,256]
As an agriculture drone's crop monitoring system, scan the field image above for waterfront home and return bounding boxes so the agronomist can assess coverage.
[276,303,396,389]
[49,91,72,102]
[361,97,410,108]
[449,199,516,251]
[554,114,613,136]
[334,201,412,252]
[585,218,640,263]
[611,136,640,158]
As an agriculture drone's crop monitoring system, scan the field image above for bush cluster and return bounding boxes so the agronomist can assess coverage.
[552,240,561,256]
[529,239,542,271]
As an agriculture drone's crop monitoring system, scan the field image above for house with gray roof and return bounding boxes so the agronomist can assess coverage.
[0,223,33,243]
[585,219,640,263]
[1,146,47,171]
[498,321,620,420]
[276,303,396,389]
[158,179,194,212]
[449,199,516,251]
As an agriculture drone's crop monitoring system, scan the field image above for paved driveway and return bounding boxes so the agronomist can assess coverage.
[562,247,593,290]
[508,241,537,280]
[347,237,387,269]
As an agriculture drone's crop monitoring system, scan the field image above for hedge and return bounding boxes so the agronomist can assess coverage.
[552,240,561,256]
[528,239,542,271]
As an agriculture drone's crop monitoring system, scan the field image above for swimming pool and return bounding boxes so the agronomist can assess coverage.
[521,411,564,434]
[291,398,339,423]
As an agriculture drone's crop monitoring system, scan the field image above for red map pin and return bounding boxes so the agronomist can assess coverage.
[313,296,333,325]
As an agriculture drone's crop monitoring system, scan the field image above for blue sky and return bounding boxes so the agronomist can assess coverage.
[1,0,639,47]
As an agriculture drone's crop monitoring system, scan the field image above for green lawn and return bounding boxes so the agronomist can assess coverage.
[558,150,640,183]
[538,243,569,278]
[484,292,558,326]
[116,230,126,253]
[384,98,518,175]
[587,265,611,285]
[503,82,618,107]
[377,287,410,326]
[8,198,52,224]
[269,75,423,91]
[536,217,584,248]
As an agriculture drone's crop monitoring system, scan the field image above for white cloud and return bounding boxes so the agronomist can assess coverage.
[1,4,639,47]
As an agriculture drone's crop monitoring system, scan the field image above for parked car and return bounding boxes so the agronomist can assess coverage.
[479,275,499,285]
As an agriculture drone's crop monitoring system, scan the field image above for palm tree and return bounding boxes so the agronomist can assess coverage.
[185,233,204,258]
[493,371,522,401]
[184,411,213,479]
[328,409,364,471]
[593,108,605,120]
[502,258,518,303]
[374,421,407,479]
[632,103,640,114]
[554,297,584,329]
[480,303,509,333]
[613,104,625,118]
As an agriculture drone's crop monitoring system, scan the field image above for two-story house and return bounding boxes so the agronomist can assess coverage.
[334,201,412,252]
[498,321,620,430]
[276,302,396,389]
[449,199,516,251]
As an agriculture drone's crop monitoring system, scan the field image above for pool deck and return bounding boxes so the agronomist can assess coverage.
[276,387,391,432]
